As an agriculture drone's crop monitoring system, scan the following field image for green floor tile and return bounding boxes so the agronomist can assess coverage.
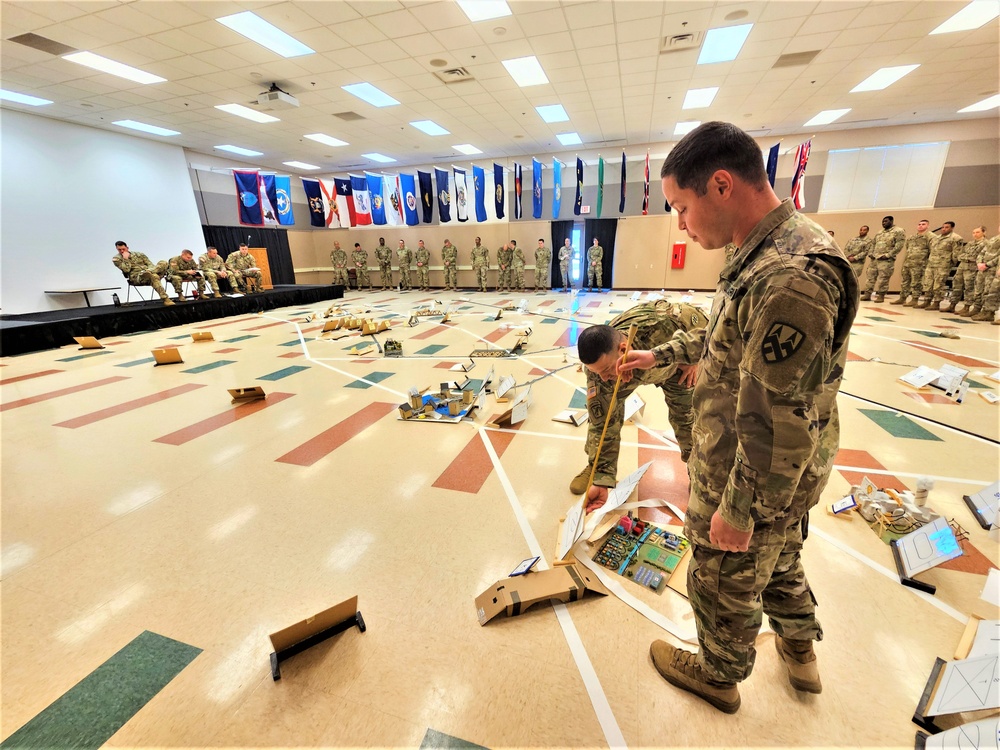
[55,351,112,363]
[858,408,942,441]
[344,371,394,389]
[258,365,309,381]
[421,728,488,750]
[180,360,234,374]
[416,344,448,355]
[115,357,156,368]
[222,334,258,343]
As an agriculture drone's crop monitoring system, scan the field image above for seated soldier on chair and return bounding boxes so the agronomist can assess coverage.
[199,246,242,296]
[112,240,174,305]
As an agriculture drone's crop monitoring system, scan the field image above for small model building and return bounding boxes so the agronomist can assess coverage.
[384,339,402,357]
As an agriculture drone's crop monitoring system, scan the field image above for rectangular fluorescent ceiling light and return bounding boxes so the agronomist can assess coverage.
[674,120,701,136]
[62,51,165,84]
[803,108,851,126]
[453,143,482,155]
[502,56,548,87]
[457,0,512,22]
[215,103,279,123]
[930,0,1000,34]
[283,161,320,170]
[363,152,396,163]
[411,120,450,136]
[959,93,1000,112]
[850,64,919,92]
[216,11,314,57]
[556,132,582,146]
[305,133,348,147]
[216,144,263,156]
[0,89,52,106]
[536,104,569,123]
[113,119,179,136]
[698,24,753,64]
[342,83,399,107]
[682,87,718,109]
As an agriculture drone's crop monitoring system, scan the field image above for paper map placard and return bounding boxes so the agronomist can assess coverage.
[924,717,999,750]
[897,517,963,577]
[927,654,1000,716]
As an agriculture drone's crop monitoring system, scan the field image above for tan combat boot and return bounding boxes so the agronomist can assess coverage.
[972,311,993,321]
[962,306,978,317]
[569,466,593,495]
[859,291,871,301]
[903,296,916,307]
[889,295,905,305]
[774,635,822,694]
[650,641,741,714]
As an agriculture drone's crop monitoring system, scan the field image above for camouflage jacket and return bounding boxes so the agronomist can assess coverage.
[330,249,348,267]
[199,254,227,273]
[843,236,872,262]
[375,245,392,265]
[352,249,368,267]
[956,238,983,264]
[978,236,1000,269]
[902,232,932,262]
[471,246,489,268]
[928,232,962,265]
[512,248,525,267]
[535,246,551,267]
[227,251,258,272]
[871,226,905,260]
[652,200,858,543]
[588,245,604,266]
[396,246,412,267]
[415,247,430,266]
[442,245,458,265]
[112,251,155,278]
[497,246,513,268]
[558,245,572,263]
[168,255,200,274]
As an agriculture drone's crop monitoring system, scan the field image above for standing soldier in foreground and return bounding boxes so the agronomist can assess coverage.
[891,220,932,306]
[414,240,431,291]
[352,243,372,291]
[859,216,905,302]
[534,238,551,291]
[949,225,985,313]
[558,238,573,291]
[331,241,349,287]
[471,237,489,292]
[919,222,962,310]
[396,239,412,291]
[843,226,872,279]
[497,242,513,293]
[442,239,459,291]
[375,237,393,290]
[511,240,526,292]
[968,224,1000,319]
[586,237,604,292]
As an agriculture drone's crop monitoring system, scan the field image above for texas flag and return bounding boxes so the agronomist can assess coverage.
[350,174,372,225]
[333,177,355,227]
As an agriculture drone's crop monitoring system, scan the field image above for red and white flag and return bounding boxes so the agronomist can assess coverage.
[790,140,811,210]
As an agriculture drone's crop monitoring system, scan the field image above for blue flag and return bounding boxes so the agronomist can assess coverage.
[259,173,278,225]
[619,151,626,213]
[574,157,583,216]
[494,163,505,219]
[301,179,325,227]
[399,173,419,226]
[274,175,294,225]
[766,143,780,188]
[473,165,487,222]
[552,159,562,219]
[366,172,385,225]
[234,170,263,226]
[435,167,451,223]
[532,158,542,219]
[418,170,433,223]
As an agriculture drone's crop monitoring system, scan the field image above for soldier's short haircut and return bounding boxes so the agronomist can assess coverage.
[475,237,481,242]
[660,121,768,195]
[207,246,216,251]
[538,238,544,242]
[355,243,361,248]
[181,249,193,256]
[115,241,127,247]
[510,239,516,245]
[944,221,955,228]
[883,215,894,222]
[379,237,385,243]
[239,243,248,249]
[577,325,621,365]
[977,225,987,233]
[919,219,929,223]
[860,225,869,231]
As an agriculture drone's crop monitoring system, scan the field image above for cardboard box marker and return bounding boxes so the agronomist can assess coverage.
[73,336,105,350]
[475,564,608,625]
[268,595,365,680]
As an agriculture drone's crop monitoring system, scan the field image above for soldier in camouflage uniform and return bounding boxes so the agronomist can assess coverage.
[843,226,872,278]
[396,240,412,291]
[534,239,551,291]
[496,242,513,292]
[112,241,173,305]
[558,239,573,291]
[227,244,264,293]
[471,237,489,292]
[442,239,458,291]
[199,246,241,296]
[511,240,526,292]
[414,240,431,291]
[614,123,858,714]
[919,222,962,309]
[375,238,393,290]
[352,243,372,291]
[950,226,985,313]
[970,225,1000,321]
[571,300,708,496]
[859,216,905,302]
[586,238,604,291]
[330,241,349,287]
[167,249,206,300]
[891,220,932,305]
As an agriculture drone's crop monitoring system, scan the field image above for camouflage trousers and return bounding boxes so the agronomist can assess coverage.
[513,266,525,291]
[234,269,263,292]
[980,275,1000,313]
[849,262,866,279]
[378,263,392,288]
[168,273,205,296]
[416,266,429,289]
[398,266,411,290]
[535,263,550,290]
[332,268,349,286]
[202,269,239,295]
[921,259,953,302]
[950,262,978,304]
[973,270,995,309]
[560,261,570,289]
[899,254,928,299]
[862,258,895,295]
[474,266,488,291]
[497,267,511,291]
[128,264,169,300]
[355,266,372,289]
[444,264,457,289]
[587,264,603,290]
[584,368,694,487]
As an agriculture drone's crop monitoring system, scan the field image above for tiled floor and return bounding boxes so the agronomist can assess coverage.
[2,289,998,748]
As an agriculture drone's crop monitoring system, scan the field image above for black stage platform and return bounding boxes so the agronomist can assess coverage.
[0,284,345,357]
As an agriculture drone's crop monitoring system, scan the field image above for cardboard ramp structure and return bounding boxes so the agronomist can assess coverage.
[268,595,365,680]
[475,564,608,625]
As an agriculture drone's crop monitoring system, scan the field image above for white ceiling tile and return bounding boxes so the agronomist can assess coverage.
[407,2,472,31]
[517,7,569,35]
[529,32,576,55]
[334,18,390,46]
[564,1,615,30]
[433,25,488,50]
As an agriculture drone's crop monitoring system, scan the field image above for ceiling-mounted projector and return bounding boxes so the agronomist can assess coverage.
[257,84,299,110]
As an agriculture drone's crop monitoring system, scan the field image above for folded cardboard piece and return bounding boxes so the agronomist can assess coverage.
[268,595,365,680]
[229,386,266,404]
[475,563,608,625]
[151,347,183,366]
[73,336,105,350]
[191,331,215,342]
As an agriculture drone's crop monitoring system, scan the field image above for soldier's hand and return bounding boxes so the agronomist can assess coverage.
[616,350,655,382]
[121,250,130,259]
[709,510,752,552]
[585,485,608,513]
[847,255,855,262]
[978,263,987,271]
[677,363,699,387]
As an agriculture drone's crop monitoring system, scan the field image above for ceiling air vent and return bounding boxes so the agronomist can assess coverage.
[660,32,703,54]
[772,50,820,68]
[8,32,77,56]
[434,67,475,84]
[333,111,365,121]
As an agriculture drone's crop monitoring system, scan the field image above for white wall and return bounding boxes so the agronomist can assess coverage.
[1,110,205,314]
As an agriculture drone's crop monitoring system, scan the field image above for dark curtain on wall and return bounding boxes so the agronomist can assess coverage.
[550,220,575,287]
[201,225,295,285]
[585,218,618,289]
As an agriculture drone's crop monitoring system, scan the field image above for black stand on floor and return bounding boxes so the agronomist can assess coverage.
[912,657,947,734]
[890,539,937,595]
[962,494,993,530]
[269,607,365,681]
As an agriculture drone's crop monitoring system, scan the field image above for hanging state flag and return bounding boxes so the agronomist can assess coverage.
[473,165,487,222]
[574,157,583,216]
[234,169,263,226]
[435,167,451,223]
[383,174,402,226]
[790,139,811,210]
[493,163,505,219]
[301,179,326,227]
[274,175,294,225]
[619,152,626,213]
[454,167,470,222]
[399,173,419,226]
[365,172,386,225]
[642,151,650,215]
[514,162,522,220]
[532,158,542,219]
[259,174,278,225]
[766,143,780,188]
[319,179,339,228]
[552,159,562,219]
[417,170,434,223]
[334,177,355,227]
[597,157,605,218]
[350,174,372,225]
